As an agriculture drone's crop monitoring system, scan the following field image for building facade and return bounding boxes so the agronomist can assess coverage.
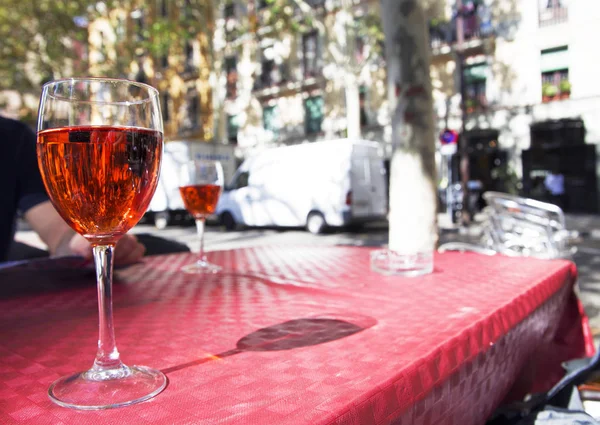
[3,0,597,211]
[86,0,217,145]
[216,0,391,159]
[431,0,600,212]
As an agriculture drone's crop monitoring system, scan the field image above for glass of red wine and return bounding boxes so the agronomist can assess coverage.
[37,78,167,409]
[179,159,224,273]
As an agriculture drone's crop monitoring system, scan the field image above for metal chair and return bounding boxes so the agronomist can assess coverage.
[438,191,578,260]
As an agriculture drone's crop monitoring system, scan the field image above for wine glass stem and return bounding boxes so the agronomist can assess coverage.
[92,244,123,372]
[196,218,207,264]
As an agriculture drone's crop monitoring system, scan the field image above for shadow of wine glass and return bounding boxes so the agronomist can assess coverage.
[162,314,377,374]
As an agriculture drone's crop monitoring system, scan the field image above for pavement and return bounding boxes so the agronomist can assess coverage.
[565,214,600,239]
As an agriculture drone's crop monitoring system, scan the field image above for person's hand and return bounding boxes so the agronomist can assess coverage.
[112,233,146,265]
[25,201,145,265]
[68,233,146,266]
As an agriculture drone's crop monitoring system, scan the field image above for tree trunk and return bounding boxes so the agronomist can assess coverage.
[345,73,361,139]
[380,0,438,254]
[210,0,226,143]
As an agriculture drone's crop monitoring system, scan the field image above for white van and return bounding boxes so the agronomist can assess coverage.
[216,139,387,234]
[148,141,237,228]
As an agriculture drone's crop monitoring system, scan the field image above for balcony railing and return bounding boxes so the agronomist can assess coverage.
[429,13,492,51]
[226,71,238,99]
[464,93,488,113]
[539,6,568,27]
[253,62,292,92]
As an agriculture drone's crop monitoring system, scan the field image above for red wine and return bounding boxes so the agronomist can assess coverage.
[37,126,163,244]
[179,184,222,218]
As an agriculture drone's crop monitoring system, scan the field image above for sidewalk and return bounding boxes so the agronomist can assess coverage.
[565,214,600,238]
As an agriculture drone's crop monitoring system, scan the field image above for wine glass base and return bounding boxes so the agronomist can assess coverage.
[181,261,222,274]
[48,365,167,410]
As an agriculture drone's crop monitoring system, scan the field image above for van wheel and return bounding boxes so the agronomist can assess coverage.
[154,212,170,230]
[221,212,236,231]
[306,212,326,235]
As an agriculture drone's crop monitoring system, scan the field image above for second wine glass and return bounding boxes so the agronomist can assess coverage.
[179,159,224,273]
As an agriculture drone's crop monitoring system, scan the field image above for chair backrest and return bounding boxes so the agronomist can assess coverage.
[483,191,566,229]
[481,191,572,259]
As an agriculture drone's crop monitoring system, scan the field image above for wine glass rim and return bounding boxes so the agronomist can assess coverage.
[42,77,159,104]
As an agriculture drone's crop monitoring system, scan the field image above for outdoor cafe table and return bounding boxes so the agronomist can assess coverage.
[0,246,594,425]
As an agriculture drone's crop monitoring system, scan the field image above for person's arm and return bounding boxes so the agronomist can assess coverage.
[24,201,76,257]
[24,200,145,264]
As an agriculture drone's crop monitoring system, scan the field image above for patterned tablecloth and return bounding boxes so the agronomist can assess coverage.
[0,247,594,425]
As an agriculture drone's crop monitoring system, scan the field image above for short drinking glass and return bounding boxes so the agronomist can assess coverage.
[179,160,224,273]
[37,78,167,409]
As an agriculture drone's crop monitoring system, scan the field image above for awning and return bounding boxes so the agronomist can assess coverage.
[463,63,487,83]
[541,46,569,73]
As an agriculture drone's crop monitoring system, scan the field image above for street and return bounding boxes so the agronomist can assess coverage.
[131,220,391,253]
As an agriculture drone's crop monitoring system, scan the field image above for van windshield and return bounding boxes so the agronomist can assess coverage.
[229,171,249,189]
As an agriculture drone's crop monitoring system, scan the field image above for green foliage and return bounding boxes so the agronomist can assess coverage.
[355,13,385,59]
[259,0,313,34]
[258,0,383,60]
[491,164,521,195]
[542,82,558,97]
[559,79,571,93]
[0,0,92,92]
[0,0,384,117]
[0,0,216,102]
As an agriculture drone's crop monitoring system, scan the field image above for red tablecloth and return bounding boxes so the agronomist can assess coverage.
[0,247,593,425]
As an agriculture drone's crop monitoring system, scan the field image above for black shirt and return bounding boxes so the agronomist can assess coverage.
[0,116,49,262]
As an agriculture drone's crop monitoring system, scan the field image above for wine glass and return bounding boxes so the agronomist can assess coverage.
[179,159,224,273]
[37,78,167,409]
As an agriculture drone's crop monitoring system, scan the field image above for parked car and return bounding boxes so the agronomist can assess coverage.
[216,139,388,234]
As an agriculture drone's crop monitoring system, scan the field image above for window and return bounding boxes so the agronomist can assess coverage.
[97,30,107,62]
[260,57,276,88]
[227,115,240,143]
[542,69,569,101]
[232,171,249,189]
[304,96,324,135]
[463,63,487,112]
[225,3,235,19]
[132,10,144,42]
[462,1,482,40]
[255,46,288,90]
[302,31,320,78]
[190,94,199,127]
[225,56,238,99]
[159,0,168,17]
[355,36,367,64]
[184,41,195,71]
[539,0,567,26]
[359,86,369,128]
[162,92,170,122]
[183,89,200,130]
[263,105,279,138]
[135,66,147,85]
[115,16,126,41]
[541,47,570,101]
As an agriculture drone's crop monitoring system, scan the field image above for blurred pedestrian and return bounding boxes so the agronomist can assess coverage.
[544,167,566,210]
